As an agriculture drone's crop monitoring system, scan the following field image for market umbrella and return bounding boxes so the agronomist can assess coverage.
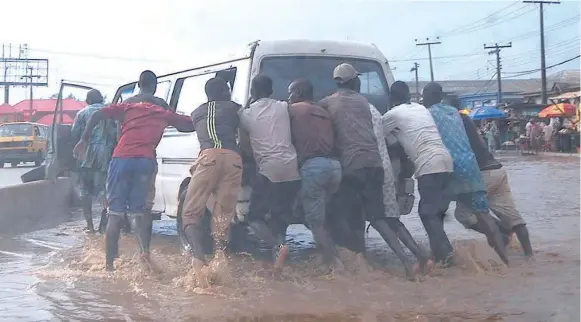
[538,103,577,118]
[459,108,471,115]
[469,106,506,120]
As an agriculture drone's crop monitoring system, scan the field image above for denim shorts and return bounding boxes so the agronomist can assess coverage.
[106,157,155,216]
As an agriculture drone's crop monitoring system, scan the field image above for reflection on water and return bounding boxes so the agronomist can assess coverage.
[0,155,579,321]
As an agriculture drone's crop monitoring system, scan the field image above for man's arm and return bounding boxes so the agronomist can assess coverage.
[166,112,195,132]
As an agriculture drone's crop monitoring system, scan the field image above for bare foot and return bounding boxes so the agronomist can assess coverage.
[83,227,96,234]
[421,259,435,275]
[273,244,289,273]
[140,253,162,275]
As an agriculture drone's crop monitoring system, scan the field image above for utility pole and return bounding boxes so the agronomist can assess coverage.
[523,0,560,104]
[484,43,512,106]
[410,62,420,101]
[21,66,40,121]
[415,37,441,82]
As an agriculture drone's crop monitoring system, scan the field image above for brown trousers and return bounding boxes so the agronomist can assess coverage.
[182,149,243,243]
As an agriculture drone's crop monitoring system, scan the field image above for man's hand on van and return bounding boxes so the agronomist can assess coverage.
[73,139,87,160]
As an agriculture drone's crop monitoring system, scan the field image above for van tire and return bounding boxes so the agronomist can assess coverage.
[0,162,4,168]
[176,188,213,256]
[11,162,18,168]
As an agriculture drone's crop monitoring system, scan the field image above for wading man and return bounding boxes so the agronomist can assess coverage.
[319,63,417,279]
[181,77,244,274]
[239,74,301,272]
[423,82,509,265]
[448,98,534,260]
[382,81,454,267]
[71,89,117,234]
[73,70,194,271]
[288,78,344,271]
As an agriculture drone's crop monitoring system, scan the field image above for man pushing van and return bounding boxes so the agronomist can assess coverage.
[180,77,244,275]
[74,70,194,271]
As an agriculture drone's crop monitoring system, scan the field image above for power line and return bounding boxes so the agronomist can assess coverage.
[474,72,498,95]
[415,38,441,81]
[438,1,522,37]
[502,55,580,78]
[441,4,536,37]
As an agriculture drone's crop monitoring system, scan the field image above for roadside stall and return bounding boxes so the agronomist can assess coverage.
[538,103,579,153]
[469,106,508,151]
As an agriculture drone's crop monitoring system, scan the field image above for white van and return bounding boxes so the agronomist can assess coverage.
[110,39,395,226]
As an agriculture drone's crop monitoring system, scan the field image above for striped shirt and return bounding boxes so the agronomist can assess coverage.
[191,100,241,154]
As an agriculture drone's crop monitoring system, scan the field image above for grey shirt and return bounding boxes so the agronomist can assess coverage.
[239,98,300,183]
[319,89,382,172]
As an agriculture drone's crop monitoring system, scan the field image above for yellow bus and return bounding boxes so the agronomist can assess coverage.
[0,122,48,168]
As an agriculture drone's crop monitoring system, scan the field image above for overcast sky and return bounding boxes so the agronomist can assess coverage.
[0,0,579,104]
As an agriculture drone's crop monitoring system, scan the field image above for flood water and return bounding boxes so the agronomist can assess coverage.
[1,155,579,321]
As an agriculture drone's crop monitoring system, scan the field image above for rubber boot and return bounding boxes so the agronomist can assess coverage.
[105,215,123,271]
[82,196,95,233]
[371,218,416,280]
[512,224,534,259]
[130,213,153,254]
[392,220,432,273]
[183,223,207,264]
[474,212,509,265]
[98,209,108,234]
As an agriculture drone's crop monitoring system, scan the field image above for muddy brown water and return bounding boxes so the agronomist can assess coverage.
[0,155,579,321]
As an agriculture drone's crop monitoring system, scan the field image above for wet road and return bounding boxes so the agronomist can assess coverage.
[0,154,579,321]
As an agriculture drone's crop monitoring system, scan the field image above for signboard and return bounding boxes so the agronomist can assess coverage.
[0,58,49,86]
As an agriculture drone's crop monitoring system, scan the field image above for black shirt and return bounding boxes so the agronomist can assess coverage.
[459,113,502,171]
[191,100,241,154]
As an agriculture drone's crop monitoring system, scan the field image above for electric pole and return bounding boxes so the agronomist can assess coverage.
[415,37,441,82]
[21,66,41,120]
[410,62,420,101]
[484,43,512,106]
[523,0,560,104]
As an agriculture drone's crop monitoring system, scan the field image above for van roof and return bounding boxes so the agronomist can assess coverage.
[254,39,389,62]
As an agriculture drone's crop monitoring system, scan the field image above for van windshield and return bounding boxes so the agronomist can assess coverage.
[260,56,390,113]
[0,124,33,137]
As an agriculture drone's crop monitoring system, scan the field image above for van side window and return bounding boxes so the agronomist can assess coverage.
[173,68,238,117]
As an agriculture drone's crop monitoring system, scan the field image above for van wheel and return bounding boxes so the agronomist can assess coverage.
[176,188,213,256]
[11,162,18,168]
[0,161,4,168]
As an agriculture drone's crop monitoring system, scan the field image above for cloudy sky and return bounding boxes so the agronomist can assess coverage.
[0,0,579,104]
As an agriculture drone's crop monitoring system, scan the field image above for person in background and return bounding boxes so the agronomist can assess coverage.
[287,78,344,271]
[543,121,553,151]
[423,82,508,265]
[382,81,454,267]
[181,77,243,275]
[368,83,432,276]
[73,70,194,271]
[71,89,117,234]
[239,74,301,272]
[319,63,416,279]
[449,98,534,260]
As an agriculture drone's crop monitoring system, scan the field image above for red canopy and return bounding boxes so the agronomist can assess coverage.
[538,103,577,118]
[35,113,74,125]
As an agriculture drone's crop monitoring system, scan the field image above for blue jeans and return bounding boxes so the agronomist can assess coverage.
[107,157,155,216]
[299,157,342,226]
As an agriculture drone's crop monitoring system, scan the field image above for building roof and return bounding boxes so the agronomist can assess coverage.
[35,113,74,125]
[0,103,19,115]
[407,69,580,96]
[12,99,86,113]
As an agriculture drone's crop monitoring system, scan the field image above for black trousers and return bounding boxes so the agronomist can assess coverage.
[327,167,385,253]
[248,174,301,231]
[417,172,454,262]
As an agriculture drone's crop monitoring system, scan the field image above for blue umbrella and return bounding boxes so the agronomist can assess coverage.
[469,106,506,120]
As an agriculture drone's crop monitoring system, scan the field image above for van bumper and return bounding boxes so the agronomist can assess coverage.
[0,149,40,162]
